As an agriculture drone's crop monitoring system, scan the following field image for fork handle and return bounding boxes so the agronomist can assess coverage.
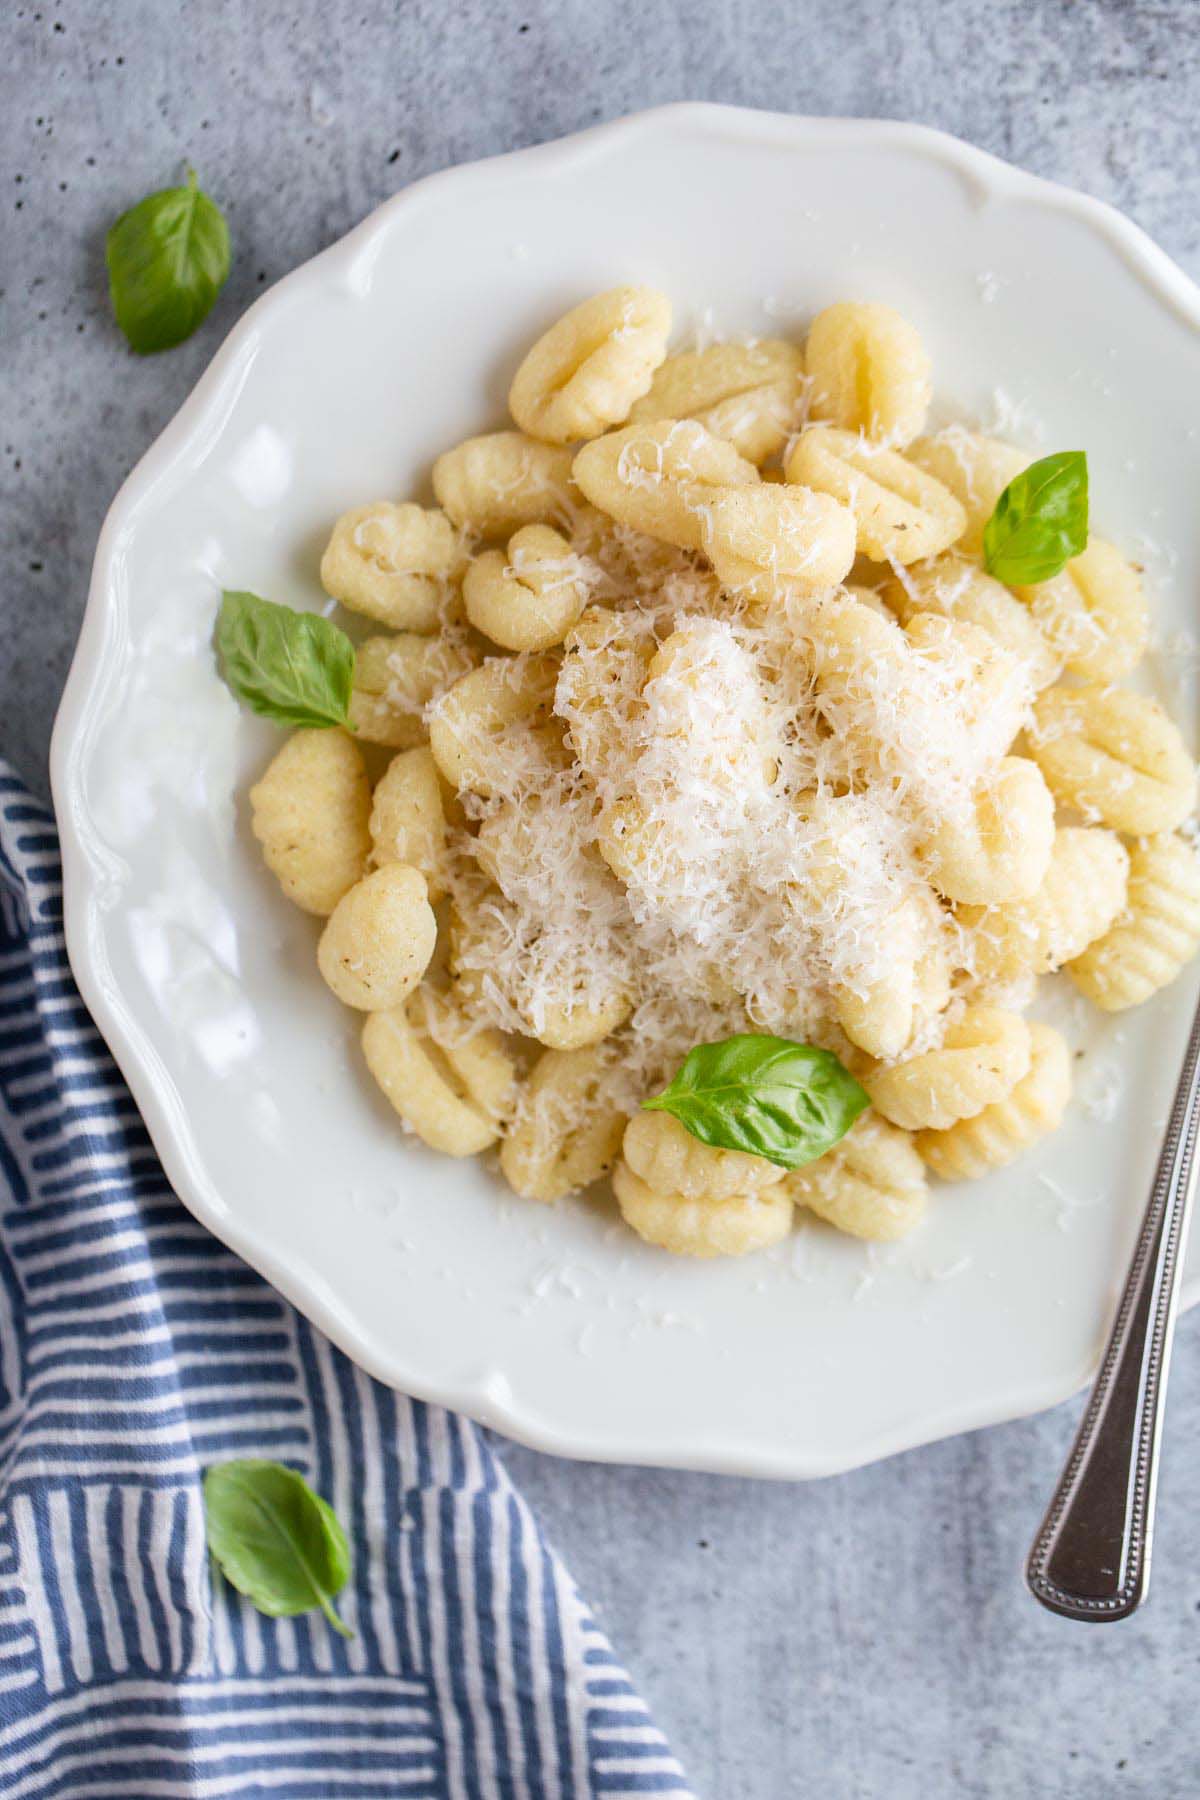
[1026,993,1200,1621]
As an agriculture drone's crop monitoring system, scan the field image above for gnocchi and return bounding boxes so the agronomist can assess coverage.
[630,338,804,464]
[249,729,371,916]
[1027,685,1195,835]
[239,282,1200,1264]
[919,757,1055,906]
[964,828,1129,986]
[702,484,857,603]
[572,417,757,551]
[805,301,932,446]
[865,1005,1032,1133]
[916,1022,1071,1180]
[463,524,589,651]
[1068,834,1200,1012]
[317,864,437,1011]
[961,826,1130,983]
[613,1161,794,1258]
[785,427,967,564]
[499,1045,627,1203]
[1015,539,1148,683]
[362,993,515,1156]
[623,1109,786,1201]
[881,556,1060,692]
[321,502,463,633]
[907,431,1028,558]
[429,653,565,798]
[432,431,577,538]
[786,1112,928,1241]
[348,630,478,747]
[509,286,672,443]
[368,745,458,898]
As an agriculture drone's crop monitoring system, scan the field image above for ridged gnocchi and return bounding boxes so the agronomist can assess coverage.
[613,1161,794,1258]
[919,757,1055,906]
[784,427,966,564]
[1068,834,1200,1011]
[321,502,463,633]
[805,301,932,447]
[786,1112,928,1241]
[249,729,371,916]
[509,286,672,443]
[317,864,437,1011]
[1015,539,1148,683]
[432,431,577,538]
[917,1022,1071,1180]
[348,630,478,747]
[961,826,1130,982]
[1027,685,1195,835]
[463,525,589,651]
[572,417,757,551]
[362,991,515,1156]
[881,556,1060,692]
[429,653,565,798]
[499,1045,627,1203]
[865,1005,1032,1132]
[629,338,804,464]
[908,431,1028,558]
[701,483,856,603]
[623,1109,786,1201]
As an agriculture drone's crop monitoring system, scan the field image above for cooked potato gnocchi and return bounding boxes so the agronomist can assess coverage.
[238,283,1199,1265]
[348,630,478,747]
[321,502,463,633]
[1027,686,1195,835]
[362,992,515,1156]
[250,729,371,915]
[572,417,757,550]
[509,286,672,444]
[433,432,577,538]
[916,1022,1071,1180]
[500,1045,627,1203]
[630,338,804,464]
[1068,834,1200,1012]
[785,427,967,564]
[613,1161,794,1258]
[805,301,932,447]
[463,525,589,651]
[865,1005,1032,1133]
[702,484,856,603]
[317,864,437,1011]
[623,1109,786,1201]
[786,1112,928,1241]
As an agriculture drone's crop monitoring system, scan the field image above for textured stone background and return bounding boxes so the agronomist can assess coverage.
[4,2,1200,1794]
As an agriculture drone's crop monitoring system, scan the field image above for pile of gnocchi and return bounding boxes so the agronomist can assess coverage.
[242,286,1200,1259]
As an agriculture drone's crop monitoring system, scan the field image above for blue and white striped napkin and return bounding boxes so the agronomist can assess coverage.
[0,762,694,1800]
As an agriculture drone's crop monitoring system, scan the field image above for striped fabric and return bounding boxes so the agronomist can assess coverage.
[0,763,694,1800]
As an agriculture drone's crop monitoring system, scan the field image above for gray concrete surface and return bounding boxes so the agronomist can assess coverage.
[4,1,1200,1793]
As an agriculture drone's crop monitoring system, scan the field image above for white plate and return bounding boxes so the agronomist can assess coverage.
[51,105,1200,1478]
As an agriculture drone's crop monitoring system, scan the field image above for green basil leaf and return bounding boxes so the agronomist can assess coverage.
[216,590,354,728]
[204,1460,353,1637]
[642,1033,869,1171]
[982,450,1089,585]
[106,170,231,354]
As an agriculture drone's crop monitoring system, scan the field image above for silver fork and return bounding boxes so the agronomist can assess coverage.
[1026,991,1200,1621]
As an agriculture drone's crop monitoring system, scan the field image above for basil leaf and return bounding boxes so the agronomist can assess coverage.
[216,590,354,728]
[642,1033,869,1171]
[204,1460,353,1637]
[106,170,231,354]
[982,451,1089,585]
